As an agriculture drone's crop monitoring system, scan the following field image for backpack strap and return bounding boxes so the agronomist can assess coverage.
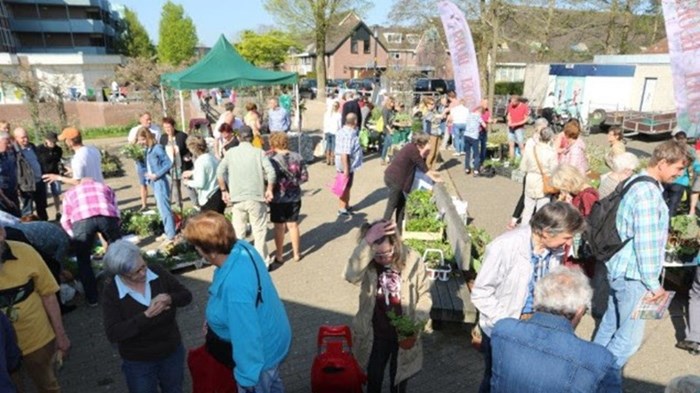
[620,175,658,196]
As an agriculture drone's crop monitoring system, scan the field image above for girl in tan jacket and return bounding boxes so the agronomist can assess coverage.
[343,220,432,393]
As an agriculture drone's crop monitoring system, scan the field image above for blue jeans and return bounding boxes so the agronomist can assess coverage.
[422,119,432,134]
[464,135,480,171]
[453,124,466,153]
[593,277,648,368]
[237,365,284,393]
[381,133,392,161]
[479,330,492,393]
[479,131,488,165]
[324,133,336,153]
[122,344,185,393]
[152,178,176,239]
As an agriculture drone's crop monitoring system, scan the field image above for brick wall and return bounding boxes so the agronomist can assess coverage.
[0,101,196,129]
[328,35,389,80]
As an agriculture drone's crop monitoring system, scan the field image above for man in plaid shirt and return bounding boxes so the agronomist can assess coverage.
[334,113,363,217]
[61,178,121,306]
[594,141,690,367]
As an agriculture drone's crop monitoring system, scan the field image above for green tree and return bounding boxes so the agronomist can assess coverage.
[235,30,300,69]
[263,0,372,100]
[157,1,198,65]
[119,7,155,58]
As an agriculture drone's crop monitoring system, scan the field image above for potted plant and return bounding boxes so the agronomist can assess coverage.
[422,249,452,281]
[386,310,427,349]
[468,226,491,273]
[667,215,700,263]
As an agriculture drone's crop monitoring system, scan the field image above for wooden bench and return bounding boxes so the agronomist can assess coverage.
[429,273,476,328]
[428,184,478,328]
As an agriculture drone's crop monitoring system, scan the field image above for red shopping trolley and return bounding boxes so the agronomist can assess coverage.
[311,325,366,393]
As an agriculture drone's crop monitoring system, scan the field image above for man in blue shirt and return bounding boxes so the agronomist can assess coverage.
[490,266,621,393]
[594,140,689,367]
[267,98,290,133]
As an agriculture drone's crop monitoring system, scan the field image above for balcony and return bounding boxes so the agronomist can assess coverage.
[5,0,109,9]
[10,18,108,34]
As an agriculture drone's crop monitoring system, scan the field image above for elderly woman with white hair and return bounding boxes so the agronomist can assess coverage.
[597,152,639,199]
[507,118,549,229]
[101,240,192,393]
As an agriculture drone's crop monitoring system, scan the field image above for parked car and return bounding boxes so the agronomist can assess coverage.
[414,78,449,104]
[299,79,317,99]
[346,79,374,97]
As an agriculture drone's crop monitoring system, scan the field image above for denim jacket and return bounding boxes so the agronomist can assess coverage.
[490,313,622,393]
[145,144,172,182]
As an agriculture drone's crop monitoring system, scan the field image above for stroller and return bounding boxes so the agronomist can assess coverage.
[310,325,366,393]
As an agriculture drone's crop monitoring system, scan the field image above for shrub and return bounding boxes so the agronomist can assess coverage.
[101,150,124,178]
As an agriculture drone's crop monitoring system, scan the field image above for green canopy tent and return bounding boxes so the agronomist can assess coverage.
[160,34,299,130]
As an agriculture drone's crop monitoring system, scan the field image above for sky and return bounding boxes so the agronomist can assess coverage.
[113,0,395,46]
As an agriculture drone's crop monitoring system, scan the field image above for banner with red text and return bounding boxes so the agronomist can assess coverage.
[438,0,481,109]
[663,0,700,138]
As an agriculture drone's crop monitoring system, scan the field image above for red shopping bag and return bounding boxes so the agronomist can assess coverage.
[329,173,349,197]
[188,345,238,393]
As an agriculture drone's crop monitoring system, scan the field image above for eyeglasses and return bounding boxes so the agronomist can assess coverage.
[125,265,147,279]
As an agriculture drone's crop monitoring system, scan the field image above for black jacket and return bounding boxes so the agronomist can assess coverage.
[342,99,363,127]
[35,144,63,175]
[159,131,192,171]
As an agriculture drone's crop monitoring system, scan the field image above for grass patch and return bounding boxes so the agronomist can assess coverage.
[81,125,133,140]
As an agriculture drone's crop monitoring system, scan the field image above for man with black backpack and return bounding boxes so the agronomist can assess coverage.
[592,141,690,368]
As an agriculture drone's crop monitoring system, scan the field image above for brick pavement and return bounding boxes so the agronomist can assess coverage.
[443,130,698,392]
[46,126,685,392]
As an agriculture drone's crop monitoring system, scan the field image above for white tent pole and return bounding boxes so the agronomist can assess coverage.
[294,83,301,132]
[160,84,167,116]
[178,90,186,131]
[294,83,301,156]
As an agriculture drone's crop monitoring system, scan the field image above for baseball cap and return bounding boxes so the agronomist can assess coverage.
[45,132,58,142]
[58,127,80,141]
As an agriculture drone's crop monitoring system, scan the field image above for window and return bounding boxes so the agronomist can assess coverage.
[363,38,370,54]
[406,34,420,45]
[392,52,400,60]
[384,33,402,44]
[351,39,358,54]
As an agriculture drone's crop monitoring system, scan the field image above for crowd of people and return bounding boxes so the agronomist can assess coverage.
[0,83,698,393]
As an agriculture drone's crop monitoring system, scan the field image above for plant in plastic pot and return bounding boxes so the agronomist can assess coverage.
[387,310,427,350]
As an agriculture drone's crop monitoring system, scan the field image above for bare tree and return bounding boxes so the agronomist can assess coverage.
[263,0,373,100]
[0,62,73,136]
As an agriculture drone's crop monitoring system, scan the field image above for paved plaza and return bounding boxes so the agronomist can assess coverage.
[39,118,697,392]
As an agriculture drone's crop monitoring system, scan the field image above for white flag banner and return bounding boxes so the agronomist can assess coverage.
[438,0,482,109]
[662,0,700,138]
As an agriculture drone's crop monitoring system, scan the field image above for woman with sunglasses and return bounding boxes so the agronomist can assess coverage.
[101,240,192,393]
[343,220,431,393]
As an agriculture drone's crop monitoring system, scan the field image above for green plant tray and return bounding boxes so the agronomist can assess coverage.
[402,219,444,241]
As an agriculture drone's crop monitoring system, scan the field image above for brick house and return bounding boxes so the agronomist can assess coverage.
[287,12,449,80]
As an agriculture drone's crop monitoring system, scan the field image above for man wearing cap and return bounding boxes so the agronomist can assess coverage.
[42,127,103,186]
[35,132,63,221]
[128,112,161,211]
[216,126,276,264]
[13,127,48,220]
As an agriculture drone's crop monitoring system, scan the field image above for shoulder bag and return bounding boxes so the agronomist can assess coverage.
[533,145,558,195]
